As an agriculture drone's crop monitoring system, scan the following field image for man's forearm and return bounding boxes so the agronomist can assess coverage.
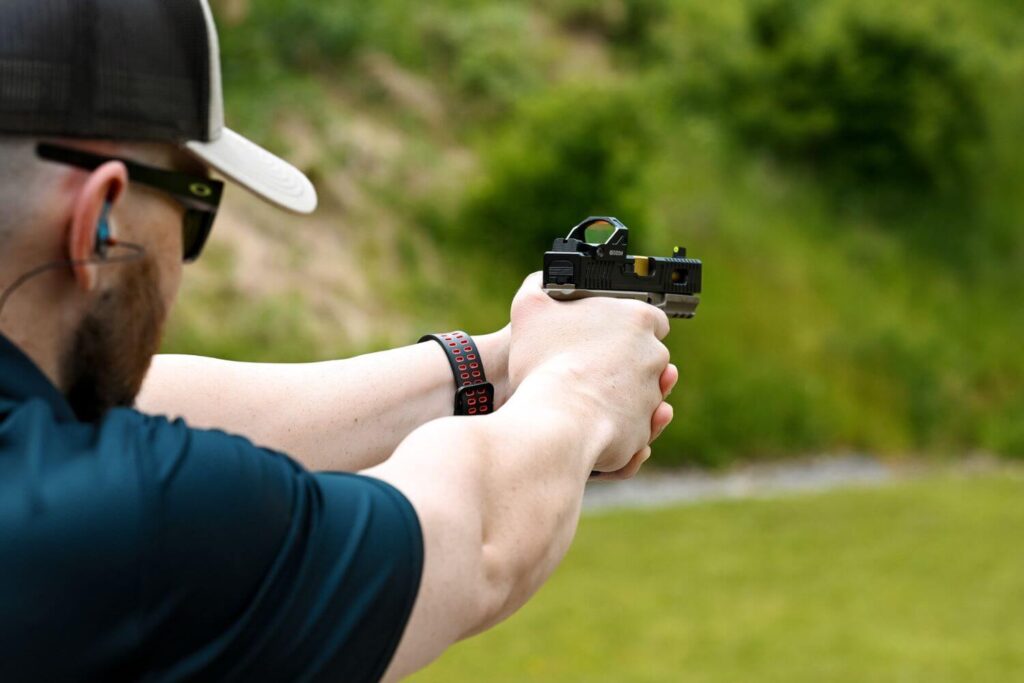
[136,330,510,472]
[367,366,611,680]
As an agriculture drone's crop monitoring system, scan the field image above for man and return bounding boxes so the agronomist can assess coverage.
[0,1,677,681]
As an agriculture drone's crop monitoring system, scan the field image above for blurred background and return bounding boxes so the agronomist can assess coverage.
[170,0,1024,679]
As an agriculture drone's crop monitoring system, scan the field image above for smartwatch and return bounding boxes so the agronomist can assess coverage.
[419,331,495,416]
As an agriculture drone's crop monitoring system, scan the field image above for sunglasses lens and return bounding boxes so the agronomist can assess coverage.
[182,210,215,262]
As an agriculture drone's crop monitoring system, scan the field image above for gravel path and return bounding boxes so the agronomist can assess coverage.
[582,454,902,513]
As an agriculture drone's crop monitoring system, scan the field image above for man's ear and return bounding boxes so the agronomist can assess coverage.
[68,160,128,292]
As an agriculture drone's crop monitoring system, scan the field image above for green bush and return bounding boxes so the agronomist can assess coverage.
[456,86,654,268]
[419,5,548,111]
[200,0,1024,467]
[984,398,1024,459]
[672,364,834,467]
[547,0,669,53]
[683,1,987,195]
[214,0,440,76]
[215,0,371,72]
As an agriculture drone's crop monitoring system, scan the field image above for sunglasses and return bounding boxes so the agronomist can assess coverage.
[36,143,224,263]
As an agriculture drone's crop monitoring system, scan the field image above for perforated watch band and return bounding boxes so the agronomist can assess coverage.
[419,331,495,416]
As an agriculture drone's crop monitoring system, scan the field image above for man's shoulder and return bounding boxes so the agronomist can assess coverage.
[0,400,151,527]
[0,400,299,554]
[0,397,283,492]
[0,401,424,680]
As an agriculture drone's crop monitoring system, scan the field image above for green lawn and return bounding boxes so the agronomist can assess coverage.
[410,472,1024,682]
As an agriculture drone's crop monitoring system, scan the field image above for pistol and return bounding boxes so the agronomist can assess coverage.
[543,217,703,319]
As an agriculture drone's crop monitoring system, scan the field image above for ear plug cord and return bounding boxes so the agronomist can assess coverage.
[0,241,146,320]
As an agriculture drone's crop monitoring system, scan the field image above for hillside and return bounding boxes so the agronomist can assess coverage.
[163,0,1024,466]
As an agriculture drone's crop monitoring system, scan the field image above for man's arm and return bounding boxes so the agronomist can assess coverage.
[136,328,510,472]
[367,276,674,680]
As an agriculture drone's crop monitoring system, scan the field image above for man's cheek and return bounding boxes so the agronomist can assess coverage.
[152,220,184,310]
[159,259,182,314]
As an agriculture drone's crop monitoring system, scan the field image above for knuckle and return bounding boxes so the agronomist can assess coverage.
[623,300,655,327]
[654,310,670,337]
[657,344,671,368]
[644,342,670,374]
[512,289,549,316]
[646,306,668,334]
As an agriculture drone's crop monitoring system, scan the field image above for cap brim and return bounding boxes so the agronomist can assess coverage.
[184,128,317,214]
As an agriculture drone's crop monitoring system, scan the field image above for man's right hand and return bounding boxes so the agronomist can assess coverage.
[507,272,676,476]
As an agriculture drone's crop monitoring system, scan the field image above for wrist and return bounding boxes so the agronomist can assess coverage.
[476,326,511,409]
[501,363,615,476]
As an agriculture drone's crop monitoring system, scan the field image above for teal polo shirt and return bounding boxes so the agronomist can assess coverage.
[0,334,423,682]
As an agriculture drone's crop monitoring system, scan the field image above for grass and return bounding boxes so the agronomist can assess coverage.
[410,471,1024,682]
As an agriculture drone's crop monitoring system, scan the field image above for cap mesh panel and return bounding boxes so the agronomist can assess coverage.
[0,0,212,142]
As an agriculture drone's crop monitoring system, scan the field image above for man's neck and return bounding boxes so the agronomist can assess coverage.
[0,271,81,393]
[3,327,64,390]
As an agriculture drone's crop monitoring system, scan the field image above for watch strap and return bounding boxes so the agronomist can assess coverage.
[419,331,495,416]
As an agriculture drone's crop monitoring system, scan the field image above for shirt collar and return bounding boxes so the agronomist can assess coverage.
[0,333,76,422]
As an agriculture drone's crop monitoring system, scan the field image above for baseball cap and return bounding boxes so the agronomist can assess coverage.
[0,0,317,214]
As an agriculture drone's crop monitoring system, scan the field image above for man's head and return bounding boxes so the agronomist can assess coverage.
[0,0,318,419]
[0,137,212,419]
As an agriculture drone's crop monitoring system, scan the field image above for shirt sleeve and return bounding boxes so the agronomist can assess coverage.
[133,413,424,682]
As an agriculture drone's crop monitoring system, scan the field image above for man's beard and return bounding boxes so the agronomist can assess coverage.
[60,257,166,422]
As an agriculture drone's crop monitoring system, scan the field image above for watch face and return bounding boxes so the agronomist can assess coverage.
[456,384,494,416]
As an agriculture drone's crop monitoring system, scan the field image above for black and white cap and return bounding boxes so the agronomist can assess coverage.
[0,0,317,214]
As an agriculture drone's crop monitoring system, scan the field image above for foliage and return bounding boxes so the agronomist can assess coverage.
[984,399,1024,459]
[411,473,1024,682]
[420,5,550,112]
[678,0,988,196]
[213,0,418,71]
[164,0,1024,466]
[456,85,654,268]
[215,0,551,116]
[546,0,670,53]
